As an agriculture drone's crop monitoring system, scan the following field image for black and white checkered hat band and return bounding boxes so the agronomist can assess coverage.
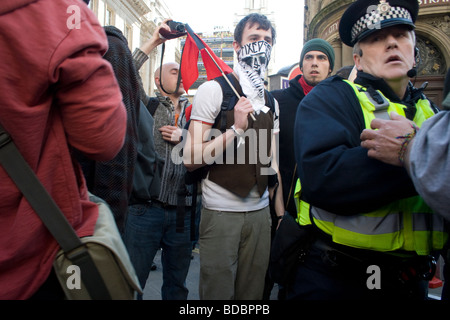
[351,6,412,43]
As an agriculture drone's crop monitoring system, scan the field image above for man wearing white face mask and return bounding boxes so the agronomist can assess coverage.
[184,13,284,300]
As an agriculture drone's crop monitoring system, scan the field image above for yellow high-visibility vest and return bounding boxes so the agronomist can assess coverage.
[294,80,447,255]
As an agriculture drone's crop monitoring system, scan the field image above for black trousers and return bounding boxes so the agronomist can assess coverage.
[29,269,65,300]
[286,239,429,300]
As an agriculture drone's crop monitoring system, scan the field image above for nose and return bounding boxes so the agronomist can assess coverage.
[386,34,398,50]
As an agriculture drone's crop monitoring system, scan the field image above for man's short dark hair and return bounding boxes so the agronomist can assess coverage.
[234,13,276,46]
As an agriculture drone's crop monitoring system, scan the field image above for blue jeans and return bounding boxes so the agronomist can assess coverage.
[122,202,192,300]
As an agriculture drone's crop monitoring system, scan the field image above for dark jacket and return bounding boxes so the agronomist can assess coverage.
[294,73,433,215]
[75,26,140,232]
[271,75,306,216]
[129,101,162,204]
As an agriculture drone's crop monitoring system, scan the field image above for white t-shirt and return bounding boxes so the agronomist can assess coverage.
[190,79,279,212]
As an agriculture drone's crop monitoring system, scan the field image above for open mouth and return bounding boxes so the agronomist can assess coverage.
[386,55,402,63]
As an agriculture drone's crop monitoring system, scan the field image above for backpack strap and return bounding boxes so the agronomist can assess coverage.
[216,74,276,111]
[214,74,243,132]
[146,97,160,117]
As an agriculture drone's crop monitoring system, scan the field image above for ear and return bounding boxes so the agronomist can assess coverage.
[353,54,363,71]
[232,40,241,53]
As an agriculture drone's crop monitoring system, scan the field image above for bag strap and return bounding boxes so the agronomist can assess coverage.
[146,97,160,117]
[214,74,243,132]
[0,123,111,299]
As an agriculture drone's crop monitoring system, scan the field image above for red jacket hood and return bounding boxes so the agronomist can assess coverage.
[0,0,38,15]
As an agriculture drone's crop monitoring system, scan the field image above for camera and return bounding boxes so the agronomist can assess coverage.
[159,20,186,40]
[167,20,186,33]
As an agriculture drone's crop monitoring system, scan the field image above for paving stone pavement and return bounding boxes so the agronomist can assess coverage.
[143,248,443,300]
[142,246,280,300]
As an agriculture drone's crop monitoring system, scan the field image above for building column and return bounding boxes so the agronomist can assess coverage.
[342,44,354,68]
[330,38,342,73]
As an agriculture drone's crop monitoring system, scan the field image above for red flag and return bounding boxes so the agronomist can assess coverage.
[181,25,233,92]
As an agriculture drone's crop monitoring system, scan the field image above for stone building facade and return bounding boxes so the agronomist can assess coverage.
[87,0,181,97]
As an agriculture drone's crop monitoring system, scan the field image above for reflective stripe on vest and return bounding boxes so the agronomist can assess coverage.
[294,179,311,225]
[296,80,447,255]
[311,198,447,255]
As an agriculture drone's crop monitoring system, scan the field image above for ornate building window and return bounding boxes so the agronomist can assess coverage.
[416,36,447,76]
[105,7,114,26]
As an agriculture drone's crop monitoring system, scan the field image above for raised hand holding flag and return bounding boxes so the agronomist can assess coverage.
[180,24,256,120]
[180,24,233,92]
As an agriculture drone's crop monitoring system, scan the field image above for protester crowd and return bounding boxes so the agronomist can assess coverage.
[1,0,449,301]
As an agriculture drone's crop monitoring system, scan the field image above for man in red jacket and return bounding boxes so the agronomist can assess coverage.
[0,0,126,299]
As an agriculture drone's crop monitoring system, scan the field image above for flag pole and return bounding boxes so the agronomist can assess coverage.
[186,25,256,121]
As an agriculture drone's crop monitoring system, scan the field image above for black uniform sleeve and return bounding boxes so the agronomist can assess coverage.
[294,77,417,215]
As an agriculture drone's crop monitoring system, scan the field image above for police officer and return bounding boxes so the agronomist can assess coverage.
[290,0,448,300]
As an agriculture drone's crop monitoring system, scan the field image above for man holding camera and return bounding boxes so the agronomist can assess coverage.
[122,20,193,300]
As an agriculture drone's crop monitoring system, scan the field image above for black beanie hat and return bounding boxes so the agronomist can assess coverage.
[300,38,335,72]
